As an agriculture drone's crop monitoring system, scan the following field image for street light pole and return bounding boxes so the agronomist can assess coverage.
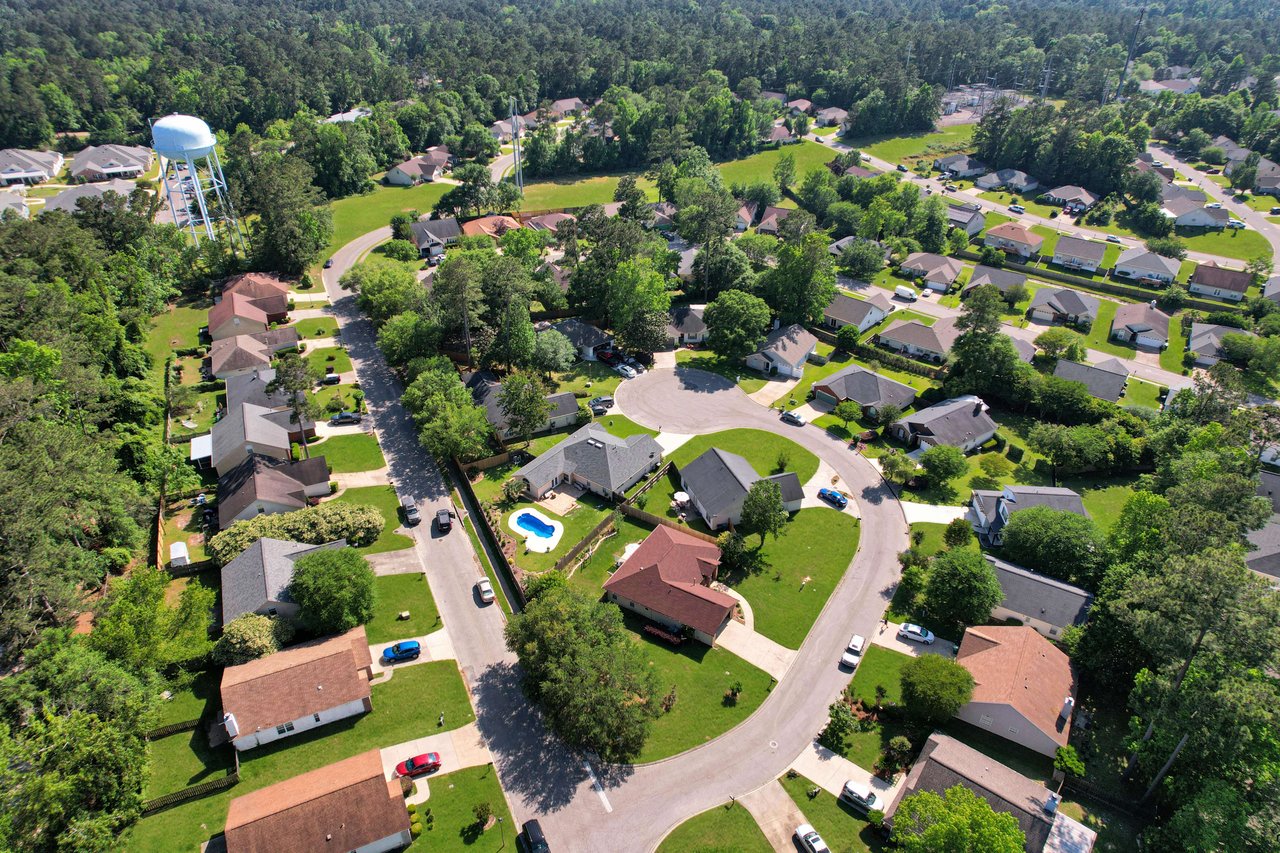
[498,816,506,849]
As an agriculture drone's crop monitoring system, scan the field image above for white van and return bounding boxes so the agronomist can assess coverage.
[839,779,878,814]
[894,285,918,301]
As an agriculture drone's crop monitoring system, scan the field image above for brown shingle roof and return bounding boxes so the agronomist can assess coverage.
[208,328,301,376]
[223,273,291,301]
[221,626,373,736]
[224,749,409,853]
[957,626,1075,749]
[604,526,734,636]
[1189,261,1252,294]
[461,215,520,239]
[209,293,269,335]
[986,222,1044,250]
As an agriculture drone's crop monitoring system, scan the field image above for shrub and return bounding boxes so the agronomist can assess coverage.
[472,802,493,827]
[900,655,974,724]
[410,822,423,839]
[383,239,420,262]
[212,614,295,665]
[290,548,377,634]
[208,502,385,564]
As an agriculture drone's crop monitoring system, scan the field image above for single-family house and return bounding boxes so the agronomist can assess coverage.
[667,305,708,345]
[1188,262,1252,302]
[465,370,579,440]
[1139,77,1198,95]
[822,291,893,334]
[216,454,330,529]
[755,206,792,235]
[984,222,1044,260]
[1113,247,1180,284]
[955,626,1077,757]
[324,106,372,123]
[208,328,300,379]
[0,149,64,185]
[1053,358,1130,402]
[525,212,576,233]
[211,403,291,474]
[1040,185,1099,212]
[489,119,516,142]
[892,396,998,452]
[514,422,662,500]
[815,107,848,127]
[1008,335,1037,363]
[1110,302,1171,348]
[1133,158,1175,182]
[970,485,1088,546]
[877,316,961,362]
[220,538,346,624]
[788,98,813,115]
[826,160,877,180]
[1264,276,1280,305]
[224,368,316,438]
[734,201,758,232]
[759,91,788,103]
[983,555,1093,639]
[222,273,291,323]
[883,734,1097,853]
[1255,174,1280,197]
[385,147,451,185]
[223,749,410,853]
[679,448,804,530]
[410,216,462,258]
[208,293,270,341]
[1188,322,1253,367]
[899,252,964,291]
[975,169,1039,193]
[650,202,678,232]
[828,235,888,263]
[0,190,28,219]
[549,318,610,360]
[43,179,136,214]
[70,144,153,181]
[540,261,571,293]
[744,324,817,378]
[961,265,1026,299]
[549,97,586,117]
[1027,287,1099,326]
[1248,473,1280,582]
[1050,235,1108,273]
[766,124,795,145]
[933,153,988,178]
[602,527,735,645]
[812,365,916,418]
[220,627,373,751]
[946,202,986,237]
[1162,193,1229,229]
[675,242,697,282]
[461,214,521,240]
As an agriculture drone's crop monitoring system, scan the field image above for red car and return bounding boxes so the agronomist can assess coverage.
[395,752,441,777]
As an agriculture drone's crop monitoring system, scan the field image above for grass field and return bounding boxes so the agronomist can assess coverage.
[170,389,223,439]
[846,645,912,707]
[145,302,208,366]
[717,140,835,186]
[144,727,235,799]
[978,189,1059,219]
[403,764,515,852]
[296,316,340,339]
[520,172,658,209]
[325,181,451,258]
[779,773,883,853]
[626,612,774,762]
[1176,224,1270,262]
[366,573,442,644]
[315,432,386,473]
[502,491,613,573]
[553,359,622,397]
[333,485,416,554]
[1082,301,1138,359]
[567,514,656,595]
[593,412,657,438]
[162,507,213,563]
[1060,475,1139,536]
[1159,320,1188,372]
[668,428,820,485]
[1120,377,1163,410]
[852,123,976,168]
[658,801,771,853]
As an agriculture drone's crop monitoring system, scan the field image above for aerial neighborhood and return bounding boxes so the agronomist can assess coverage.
[2,2,1280,853]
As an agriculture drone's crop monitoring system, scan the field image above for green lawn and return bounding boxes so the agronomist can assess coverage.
[296,316,340,339]
[520,171,658,210]
[325,181,451,258]
[314,432,386,474]
[675,349,769,394]
[847,645,912,707]
[669,428,820,485]
[366,573,442,644]
[403,764,515,852]
[592,413,658,439]
[567,514,656,596]
[909,521,970,558]
[853,123,976,168]
[502,492,613,573]
[333,485,416,554]
[552,360,622,397]
[978,189,1060,220]
[162,505,213,563]
[306,346,353,377]
[1030,225,1060,259]
[170,389,224,439]
[1119,377,1163,410]
[793,345,856,406]
[778,773,884,853]
[898,411,1053,506]
[1176,224,1270,262]
[658,801,771,853]
[311,382,361,413]
[1059,475,1139,537]
[145,303,209,366]
[624,612,774,763]
[1081,300,1138,360]
[1159,319,1187,372]
[717,140,835,186]
[144,727,234,799]
[155,670,220,728]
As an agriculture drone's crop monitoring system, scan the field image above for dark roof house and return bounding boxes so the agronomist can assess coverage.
[970,485,1088,546]
[515,422,662,499]
[465,370,579,439]
[220,538,347,624]
[217,454,331,529]
[812,365,916,413]
[1052,358,1130,402]
[679,448,804,530]
[892,396,998,452]
[983,554,1094,637]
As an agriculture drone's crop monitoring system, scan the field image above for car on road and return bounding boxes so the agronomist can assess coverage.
[476,577,496,604]
[818,487,848,509]
[394,752,441,777]
[320,372,342,385]
[1206,202,1223,209]
[1207,168,1222,175]
[401,495,421,526]
[330,411,362,425]
[795,823,830,853]
[614,363,636,379]
[839,779,878,814]
[860,153,872,162]
[323,258,334,269]
[841,633,865,669]
[897,622,936,645]
[945,184,958,192]
[1106,234,1122,243]
[780,410,806,426]
[1008,203,1025,214]
[382,640,421,663]
[520,820,550,853]
[435,509,453,532]
[1228,219,1246,229]
[896,164,909,172]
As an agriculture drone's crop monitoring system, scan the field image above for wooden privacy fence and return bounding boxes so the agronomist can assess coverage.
[450,458,527,609]
[552,515,617,572]
[140,730,240,816]
[145,718,201,740]
[616,503,719,543]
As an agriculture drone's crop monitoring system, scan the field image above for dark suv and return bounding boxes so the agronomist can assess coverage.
[435,509,453,532]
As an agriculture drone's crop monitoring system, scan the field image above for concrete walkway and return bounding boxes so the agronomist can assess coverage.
[748,376,801,407]
[369,627,456,677]
[654,431,694,455]
[366,551,429,575]
[900,501,969,525]
[714,584,755,631]
[716,620,797,681]
[652,350,677,369]
[379,721,494,804]
[292,307,331,321]
[303,336,342,350]
[738,779,812,852]
[870,621,958,658]
[790,741,905,806]
[312,420,368,438]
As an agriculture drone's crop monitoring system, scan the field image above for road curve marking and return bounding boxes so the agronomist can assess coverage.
[583,760,613,813]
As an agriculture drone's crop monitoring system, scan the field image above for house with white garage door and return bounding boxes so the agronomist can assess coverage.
[1110,302,1171,348]
[744,324,817,378]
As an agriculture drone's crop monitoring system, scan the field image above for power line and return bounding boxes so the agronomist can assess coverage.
[1115,6,1147,102]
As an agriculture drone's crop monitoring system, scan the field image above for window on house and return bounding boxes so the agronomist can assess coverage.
[276,721,296,735]
[267,607,278,616]
[1007,725,1020,735]
[314,713,321,723]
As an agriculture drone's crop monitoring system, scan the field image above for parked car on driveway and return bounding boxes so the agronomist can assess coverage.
[897,623,936,645]
[330,411,362,425]
[818,487,848,509]
[1227,219,1246,229]
[476,577,496,604]
[595,347,621,366]
[839,779,878,814]
[795,823,830,853]
[615,363,636,379]
[435,509,453,532]
[780,410,805,426]
[623,356,646,374]
[588,396,614,415]
[382,640,421,663]
[395,752,440,777]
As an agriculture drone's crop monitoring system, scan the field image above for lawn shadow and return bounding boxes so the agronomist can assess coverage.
[673,363,738,393]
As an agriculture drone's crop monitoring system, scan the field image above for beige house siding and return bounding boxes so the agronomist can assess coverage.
[991,604,1068,640]
[956,702,1062,757]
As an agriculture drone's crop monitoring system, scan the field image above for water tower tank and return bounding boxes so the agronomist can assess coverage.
[152,114,217,160]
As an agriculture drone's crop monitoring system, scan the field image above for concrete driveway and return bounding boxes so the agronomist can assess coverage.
[738,780,813,852]
[379,721,493,796]
[791,741,905,805]
[871,621,958,658]
[368,627,456,677]
[900,501,969,525]
[717,620,796,681]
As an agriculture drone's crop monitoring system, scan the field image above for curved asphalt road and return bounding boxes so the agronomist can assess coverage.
[324,230,909,851]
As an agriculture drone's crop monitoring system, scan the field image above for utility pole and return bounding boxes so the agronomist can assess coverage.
[510,96,524,193]
[905,42,914,73]
[1114,6,1147,102]
[1039,61,1053,101]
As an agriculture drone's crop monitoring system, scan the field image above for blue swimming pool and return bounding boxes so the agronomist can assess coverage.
[515,512,556,538]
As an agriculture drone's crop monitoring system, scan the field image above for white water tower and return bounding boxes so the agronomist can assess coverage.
[151,114,245,251]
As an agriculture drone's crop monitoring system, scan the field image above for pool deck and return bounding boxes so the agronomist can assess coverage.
[508,507,564,553]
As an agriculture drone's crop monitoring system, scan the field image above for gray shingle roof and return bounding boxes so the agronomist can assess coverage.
[755,324,817,369]
[1116,248,1181,278]
[901,252,963,283]
[823,292,891,327]
[965,265,1026,294]
[983,554,1094,629]
[1111,303,1171,341]
[44,179,137,213]
[668,305,707,337]
[550,318,610,351]
[680,448,803,520]
[216,454,330,529]
[1051,235,1107,264]
[895,396,998,447]
[1247,517,1280,580]
[1188,322,1254,360]
[225,368,313,431]
[973,485,1088,542]
[221,538,347,623]
[212,403,291,470]
[515,422,661,494]
[410,217,461,249]
[814,364,916,410]
[465,370,578,433]
[878,316,961,356]
[1052,358,1130,401]
[1028,287,1099,321]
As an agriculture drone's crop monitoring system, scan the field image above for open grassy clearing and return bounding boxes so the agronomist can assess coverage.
[162,506,213,563]
[333,485,416,554]
[716,140,834,186]
[591,412,657,439]
[675,348,769,394]
[852,123,976,167]
[325,181,451,258]
[567,514,656,596]
[1080,301,1139,359]
[978,189,1060,219]
[520,171,658,209]
[144,727,235,799]
[296,316,340,339]
[305,346,353,377]
[1159,320,1188,372]
[403,764,515,852]
[1059,475,1139,536]
[1120,377,1163,410]
[365,572,442,644]
[170,389,224,438]
[1176,224,1270,261]
[553,359,622,397]
[313,432,386,474]
[658,801,771,853]
[145,303,208,366]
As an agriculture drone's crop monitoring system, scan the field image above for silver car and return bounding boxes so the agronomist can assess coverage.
[897,623,935,645]
[615,363,636,379]
[795,824,830,853]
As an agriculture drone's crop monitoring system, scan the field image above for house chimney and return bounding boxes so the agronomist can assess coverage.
[1059,696,1074,719]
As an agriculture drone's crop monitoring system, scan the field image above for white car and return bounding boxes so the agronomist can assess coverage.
[1205,202,1222,209]
[897,623,936,645]
[1227,219,1246,229]
[614,363,637,378]
[476,577,496,604]
[795,824,830,853]
[1008,203,1025,214]
[841,633,866,669]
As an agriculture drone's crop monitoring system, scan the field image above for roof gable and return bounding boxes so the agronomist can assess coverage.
[957,626,1076,749]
